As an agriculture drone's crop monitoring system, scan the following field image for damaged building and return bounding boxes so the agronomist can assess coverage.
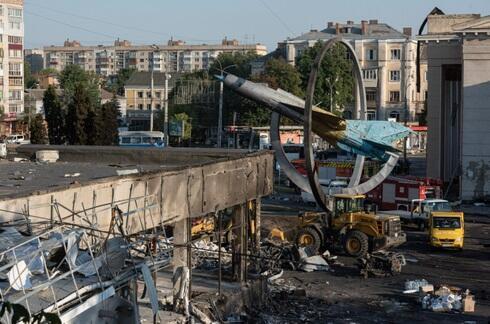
[0,145,273,323]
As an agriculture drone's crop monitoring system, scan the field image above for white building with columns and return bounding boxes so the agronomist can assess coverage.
[276,20,427,122]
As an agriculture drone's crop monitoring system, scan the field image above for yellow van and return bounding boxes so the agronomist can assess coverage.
[429,211,464,249]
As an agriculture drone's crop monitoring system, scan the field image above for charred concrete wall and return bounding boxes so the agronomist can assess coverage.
[0,146,274,233]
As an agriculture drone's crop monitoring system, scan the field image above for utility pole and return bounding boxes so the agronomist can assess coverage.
[216,60,236,148]
[149,68,154,131]
[164,73,170,146]
[218,72,224,148]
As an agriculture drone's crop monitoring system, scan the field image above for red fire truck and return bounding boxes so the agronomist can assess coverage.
[365,176,443,211]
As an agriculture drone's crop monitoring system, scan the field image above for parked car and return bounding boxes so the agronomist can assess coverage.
[5,134,30,145]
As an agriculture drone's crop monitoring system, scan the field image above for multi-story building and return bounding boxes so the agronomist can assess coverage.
[41,38,267,77]
[24,48,43,74]
[124,71,180,131]
[420,10,490,201]
[275,20,427,122]
[0,0,24,136]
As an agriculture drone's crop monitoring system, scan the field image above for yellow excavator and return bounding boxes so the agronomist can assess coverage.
[296,194,406,257]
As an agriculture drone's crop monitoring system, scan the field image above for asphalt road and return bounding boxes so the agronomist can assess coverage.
[260,199,490,323]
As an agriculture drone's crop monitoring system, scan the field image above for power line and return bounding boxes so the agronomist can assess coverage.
[256,0,295,36]
[24,0,222,44]
[25,10,119,40]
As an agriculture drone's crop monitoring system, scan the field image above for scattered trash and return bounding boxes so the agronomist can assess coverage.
[300,255,329,272]
[12,157,29,163]
[404,279,429,294]
[35,150,59,163]
[64,172,81,178]
[412,281,476,313]
[7,260,32,291]
[358,251,406,278]
[116,169,139,176]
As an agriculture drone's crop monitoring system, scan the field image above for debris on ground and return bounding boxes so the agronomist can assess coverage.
[64,172,81,178]
[192,239,231,270]
[404,279,429,294]
[403,280,476,313]
[298,247,329,272]
[357,251,406,278]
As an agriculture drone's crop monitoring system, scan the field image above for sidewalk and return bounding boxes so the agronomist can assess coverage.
[461,204,490,216]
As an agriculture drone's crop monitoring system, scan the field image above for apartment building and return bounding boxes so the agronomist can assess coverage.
[124,71,181,130]
[42,38,267,77]
[276,20,428,122]
[0,0,24,136]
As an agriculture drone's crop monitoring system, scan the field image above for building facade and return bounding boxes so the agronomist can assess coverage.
[24,48,43,74]
[124,71,180,131]
[41,38,267,77]
[276,20,427,122]
[420,12,490,201]
[0,0,24,136]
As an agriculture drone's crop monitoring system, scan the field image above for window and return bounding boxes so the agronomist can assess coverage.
[8,63,21,76]
[8,36,22,44]
[367,110,376,120]
[366,49,376,61]
[366,90,377,102]
[390,70,400,82]
[138,104,143,110]
[8,8,22,17]
[9,19,21,30]
[155,92,161,98]
[137,91,143,98]
[139,59,144,63]
[147,91,152,98]
[147,104,151,110]
[390,49,401,60]
[156,104,161,110]
[389,110,400,121]
[9,90,21,100]
[9,77,22,86]
[363,69,377,80]
[8,49,21,58]
[389,91,400,102]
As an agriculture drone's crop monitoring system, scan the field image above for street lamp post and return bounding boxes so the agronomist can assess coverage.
[215,59,236,148]
[164,72,170,146]
[149,45,159,132]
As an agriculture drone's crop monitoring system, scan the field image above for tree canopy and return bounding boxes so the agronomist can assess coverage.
[296,41,354,115]
[43,85,65,144]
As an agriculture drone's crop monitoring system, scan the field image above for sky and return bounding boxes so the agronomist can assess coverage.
[24,0,490,52]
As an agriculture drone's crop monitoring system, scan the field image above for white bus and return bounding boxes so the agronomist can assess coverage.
[118,131,165,147]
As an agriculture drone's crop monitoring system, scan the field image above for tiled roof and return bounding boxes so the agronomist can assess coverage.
[289,23,407,42]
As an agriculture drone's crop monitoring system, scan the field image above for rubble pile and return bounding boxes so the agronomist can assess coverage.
[404,279,476,313]
[191,239,231,270]
[357,251,406,278]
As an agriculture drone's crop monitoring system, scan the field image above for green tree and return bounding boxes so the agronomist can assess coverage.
[59,65,100,107]
[110,68,136,95]
[296,41,354,115]
[66,84,91,145]
[96,97,120,145]
[172,112,192,140]
[208,52,261,127]
[29,114,48,144]
[240,57,305,127]
[258,58,303,96]
[43,85,65,144]
[24,62,38,89]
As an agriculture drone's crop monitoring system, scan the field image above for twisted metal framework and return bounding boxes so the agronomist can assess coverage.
[272,37,400,211]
